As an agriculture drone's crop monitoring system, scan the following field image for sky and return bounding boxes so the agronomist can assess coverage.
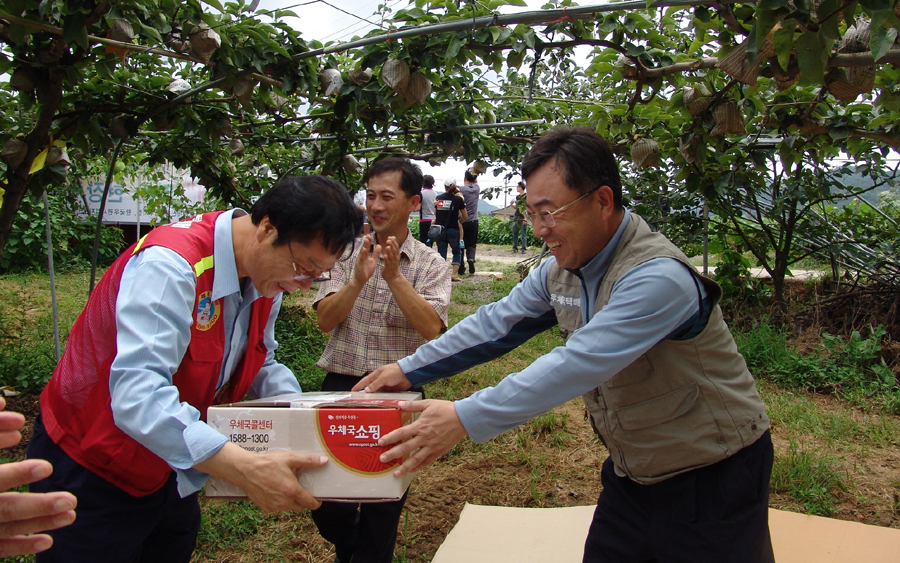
[252,0,549,206]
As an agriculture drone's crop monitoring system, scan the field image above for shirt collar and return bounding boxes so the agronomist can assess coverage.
[368,229,415,261]
[213,209,259,301]
[569,208,631,280]
[397,229,416,260]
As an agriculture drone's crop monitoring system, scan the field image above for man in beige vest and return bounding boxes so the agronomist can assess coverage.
[355,127,774,562]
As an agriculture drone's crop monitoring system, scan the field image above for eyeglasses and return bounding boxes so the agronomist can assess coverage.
[289,243,331,283]
[524,187,599,228]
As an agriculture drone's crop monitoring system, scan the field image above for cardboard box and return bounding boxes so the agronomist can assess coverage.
[205,391,421,502]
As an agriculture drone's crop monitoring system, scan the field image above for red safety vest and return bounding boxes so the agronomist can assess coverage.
[40,211,274,496]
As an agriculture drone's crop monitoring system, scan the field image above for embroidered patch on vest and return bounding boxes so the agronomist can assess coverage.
[550,292,581,310]
[196,291,220,331]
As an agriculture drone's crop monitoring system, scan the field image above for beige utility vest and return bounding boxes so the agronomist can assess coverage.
[548,214,768,484]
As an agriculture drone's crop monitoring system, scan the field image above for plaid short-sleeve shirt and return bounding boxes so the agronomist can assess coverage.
[314,231,452,376]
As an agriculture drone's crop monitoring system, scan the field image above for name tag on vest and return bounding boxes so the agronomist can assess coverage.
[550,293,581,310]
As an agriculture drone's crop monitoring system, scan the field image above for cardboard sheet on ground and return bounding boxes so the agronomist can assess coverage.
[433,504,900,562]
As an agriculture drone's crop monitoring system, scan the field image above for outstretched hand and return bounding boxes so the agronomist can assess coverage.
[0,397,78,557]
[377,400,467,476]
[352,363,411,392]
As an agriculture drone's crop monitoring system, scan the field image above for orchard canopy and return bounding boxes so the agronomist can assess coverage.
[1,0,899,292]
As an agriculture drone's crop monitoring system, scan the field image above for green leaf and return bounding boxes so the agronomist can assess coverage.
[870,26,898,62]
[829,127,850,141]
[507,49,524,69]
[817,0,842,42]
[759,0,789,8]
[139,21,164,44]
[522,28,536,50]
[796,31,826,84]
[63,12,89,50]
[446,34,464,60]
[858,0,893,9]
[202,0,225,12]
[752,7,790,54]
[875,91,900,111]
[8,23,26,44]
[694,5,710,23]
[773,20,796,71]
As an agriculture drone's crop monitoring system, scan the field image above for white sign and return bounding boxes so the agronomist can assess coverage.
[78,174,206,225]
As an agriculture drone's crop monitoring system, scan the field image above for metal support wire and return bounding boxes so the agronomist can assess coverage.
[42,191,61,361]
[154,0,740,119]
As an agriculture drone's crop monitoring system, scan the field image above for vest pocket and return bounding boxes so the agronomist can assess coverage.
[187,339,224,362]
[613,383,726,479]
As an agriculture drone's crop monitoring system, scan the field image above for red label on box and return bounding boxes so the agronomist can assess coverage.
[316,408,401,475]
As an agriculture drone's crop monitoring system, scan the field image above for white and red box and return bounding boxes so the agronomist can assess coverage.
[205,391,421,502]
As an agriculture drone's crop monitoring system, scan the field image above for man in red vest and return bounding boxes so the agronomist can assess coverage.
[26,175,363,562]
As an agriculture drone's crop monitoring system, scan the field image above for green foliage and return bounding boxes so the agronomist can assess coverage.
[0,328,56,395]
[0,191,124,274]
[0,271,91,394]
[711,243,767,307]
[0,277,61,393]
[736,323,900,413]
[272,303,328,392]
[474,215,539,247]
[770,439,848,516]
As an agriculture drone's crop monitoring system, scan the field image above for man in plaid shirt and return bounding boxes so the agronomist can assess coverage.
[312,157,452,563]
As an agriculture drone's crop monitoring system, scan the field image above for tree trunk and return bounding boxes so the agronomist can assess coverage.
[0,63,66,264]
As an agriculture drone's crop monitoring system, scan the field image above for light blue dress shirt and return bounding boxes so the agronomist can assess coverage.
[110,209,302,497]
[398,210,709,443]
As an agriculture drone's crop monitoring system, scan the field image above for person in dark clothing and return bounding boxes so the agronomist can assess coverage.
[460,170,481,274]
[511,180,528,253]
[434,177,468,282]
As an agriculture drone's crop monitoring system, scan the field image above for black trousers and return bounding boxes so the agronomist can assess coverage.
[583,431,775,563]
[311,373,420,563]
[27,416,200,563]
[461,220,478,263]
[418,219,432,246]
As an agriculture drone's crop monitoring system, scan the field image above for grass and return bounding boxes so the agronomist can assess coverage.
[0,270,93,394]
[770,439,849,517]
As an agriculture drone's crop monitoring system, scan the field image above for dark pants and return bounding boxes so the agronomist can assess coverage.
[461,220,478,263]
[311,373,420,563]
[27,415,201,563]
[436,227,461,266]
[512,219,528,250]
[418,220,432,246]
[583,431,775,563]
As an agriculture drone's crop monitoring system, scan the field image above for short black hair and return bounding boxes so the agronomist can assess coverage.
[423,175,434,188]
[464,170,477,183]
[363,157,423,200]
[521,127,622,209]
[251,175,362,254]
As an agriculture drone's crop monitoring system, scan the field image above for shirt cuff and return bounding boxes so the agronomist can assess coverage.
[182,420,229,469]
[175,467,213,497]
[453,397,494,444]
